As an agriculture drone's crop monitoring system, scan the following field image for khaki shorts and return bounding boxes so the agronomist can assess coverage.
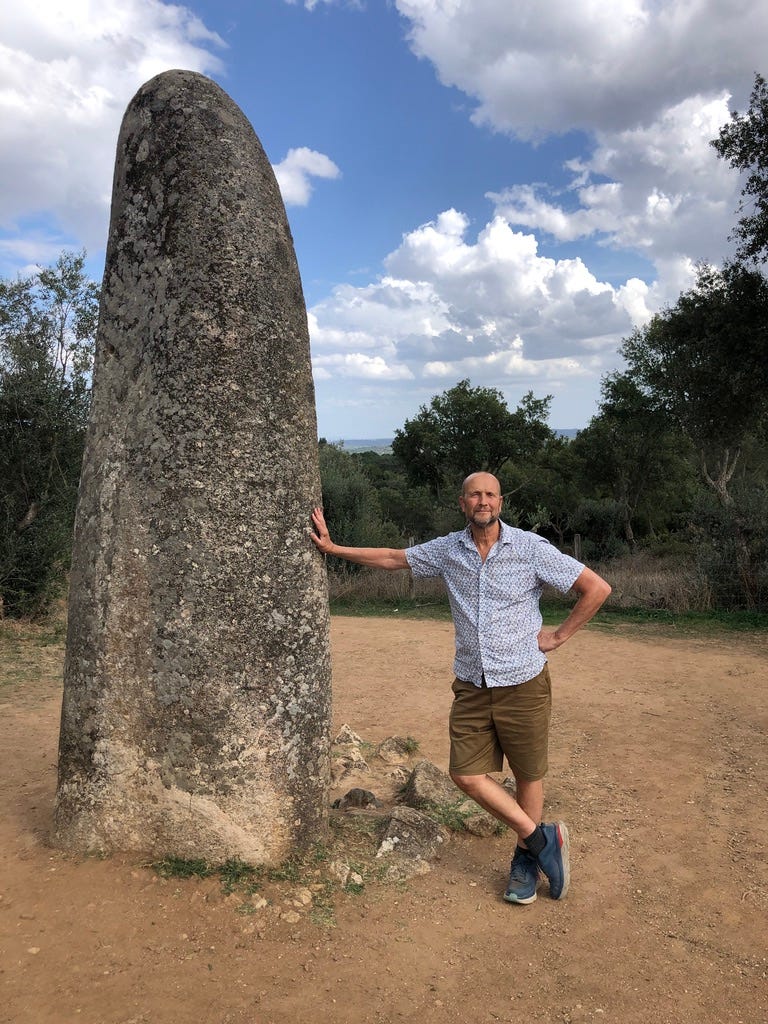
[448,666,552,781]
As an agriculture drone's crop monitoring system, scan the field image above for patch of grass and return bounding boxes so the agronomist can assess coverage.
[310,879,337,927]
[309,841,332,865]
[266,856,302,883]
[266,841,332,883]
[219,857,263,894]
[402,736,420,755]
[422,800,477,833]
[415,798,506,836]
[576,605,768,635]
[330,597,768,636]
[153,843,350,927]
[151,855,265,903]
[153,856,215,880]
[341,861,367,896]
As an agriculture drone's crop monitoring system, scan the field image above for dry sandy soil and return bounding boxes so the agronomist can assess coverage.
[1,615,766,1024]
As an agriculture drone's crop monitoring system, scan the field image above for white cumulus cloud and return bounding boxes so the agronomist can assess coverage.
[0,2,340,272]
[273,148,341,206]
[309,208,648,398]
[311,352,414,381]
[0,1,225,261]
[395,0,768,137]
[490,93,737,272]
[389,0,768,302]
[285,0,362,9]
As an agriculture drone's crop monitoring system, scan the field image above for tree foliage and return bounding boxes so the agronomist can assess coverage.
[712,72,768,263]
[391,379,554,498]
[0,251,99,616]
[571,372,695,542]
[317,441,401,553]
[693,483,768,610]
[620,262,768,504]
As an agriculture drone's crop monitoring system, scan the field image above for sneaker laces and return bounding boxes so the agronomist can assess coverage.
[509,848,536,882]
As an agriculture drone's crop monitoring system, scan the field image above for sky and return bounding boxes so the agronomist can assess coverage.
[1,0,766,438]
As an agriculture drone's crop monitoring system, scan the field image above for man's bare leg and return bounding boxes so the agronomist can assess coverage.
[451,772,569,901]
[449,772,540,840]
[514,777,544,847]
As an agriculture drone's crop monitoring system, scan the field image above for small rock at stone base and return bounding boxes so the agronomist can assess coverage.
[376,736,416,765]
[332,787,382,810]
[333,724,363,746]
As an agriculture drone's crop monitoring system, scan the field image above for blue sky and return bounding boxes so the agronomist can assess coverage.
[1,1,766,437]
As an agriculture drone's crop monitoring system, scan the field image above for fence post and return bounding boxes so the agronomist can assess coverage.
[573,533,582,561]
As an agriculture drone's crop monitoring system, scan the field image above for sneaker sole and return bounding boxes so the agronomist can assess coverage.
[503,890,538,905]
[552,821,570,900]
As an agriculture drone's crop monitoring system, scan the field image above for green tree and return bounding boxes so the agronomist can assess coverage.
[392,379,554,499]
[571,372,695,543]
[498,433,582,546]
[712,72,768,263]
[352,450,437,542]
[620,262,768,506]
[569,497,628,562]
[0,251,99,616]
[317,441,401,553]
[693,483,768,611]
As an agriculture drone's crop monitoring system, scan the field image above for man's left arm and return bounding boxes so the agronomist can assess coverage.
[537,567,612,653]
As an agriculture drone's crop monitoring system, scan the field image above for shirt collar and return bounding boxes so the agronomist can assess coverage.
[459,519,513,548]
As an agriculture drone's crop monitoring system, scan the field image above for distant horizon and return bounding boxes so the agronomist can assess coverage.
[326,428,581,451]
[331,428,581,440]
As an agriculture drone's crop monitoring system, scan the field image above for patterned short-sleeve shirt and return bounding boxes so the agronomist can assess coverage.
[405,520,584,687]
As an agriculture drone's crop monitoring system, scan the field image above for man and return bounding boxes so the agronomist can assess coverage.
[310,472,611,904]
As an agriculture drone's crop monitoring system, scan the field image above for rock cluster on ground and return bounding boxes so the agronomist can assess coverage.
[329,725,506,880]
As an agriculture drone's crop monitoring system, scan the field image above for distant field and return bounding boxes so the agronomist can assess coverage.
[331,429,580,454]
[333,438,394,453]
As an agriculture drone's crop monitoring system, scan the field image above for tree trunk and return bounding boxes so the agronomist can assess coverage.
[701,447,740,506]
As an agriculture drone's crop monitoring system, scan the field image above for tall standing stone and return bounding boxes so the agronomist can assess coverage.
[54,70,331,863]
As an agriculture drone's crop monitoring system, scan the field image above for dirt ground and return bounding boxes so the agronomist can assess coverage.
[1,616,767,1024]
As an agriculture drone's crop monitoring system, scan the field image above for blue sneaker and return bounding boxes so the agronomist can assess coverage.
[536,821,570,899]
[503,845,540,904]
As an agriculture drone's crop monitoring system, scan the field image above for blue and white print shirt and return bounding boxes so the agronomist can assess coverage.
[405,520,584,688]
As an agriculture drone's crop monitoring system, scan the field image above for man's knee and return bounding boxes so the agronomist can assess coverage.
[513,775,544,794]
[450,771,486,796]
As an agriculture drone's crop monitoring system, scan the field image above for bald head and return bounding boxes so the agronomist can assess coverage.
[461,472,501,498]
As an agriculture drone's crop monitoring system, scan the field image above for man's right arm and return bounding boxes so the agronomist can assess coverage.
[310,507,410,571]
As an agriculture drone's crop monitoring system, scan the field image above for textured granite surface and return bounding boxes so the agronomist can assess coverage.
[54,70,331,862]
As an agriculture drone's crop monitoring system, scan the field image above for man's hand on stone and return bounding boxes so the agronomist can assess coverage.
[310,507,334,555]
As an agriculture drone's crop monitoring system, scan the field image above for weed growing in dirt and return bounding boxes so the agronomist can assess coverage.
[219,858,264,894]
[402,736,420,755]
[310,879,338,926]
[344,865,366,896]
[267,857,301,883]
[421,799,506,835]
[153,856,214,880]
[422,801,475,832]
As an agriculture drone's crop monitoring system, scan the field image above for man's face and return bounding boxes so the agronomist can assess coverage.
[459,473,503,528]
